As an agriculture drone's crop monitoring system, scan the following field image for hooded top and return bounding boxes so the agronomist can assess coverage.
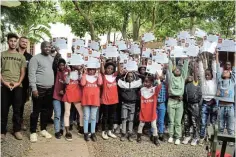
[199,61,217,101]
[168,59,189,96]
[118,72,142,103]
[215,64,235,104]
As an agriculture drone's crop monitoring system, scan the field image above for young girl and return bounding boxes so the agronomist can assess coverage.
[62,65,83,141]
[100,60,119,140]
[118,71,142,142]
[81,62,103,142]
[137,74,162,146]
[53,59,67,139]
[199,54,217,145]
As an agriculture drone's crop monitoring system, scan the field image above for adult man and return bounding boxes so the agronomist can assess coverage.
[28,41,54,142]
[17,37,32,131]
[1,33,26,141]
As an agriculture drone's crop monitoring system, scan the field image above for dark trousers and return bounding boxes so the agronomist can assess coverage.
[20,85,29,123]
[48,86,54,122]
[183,103,200,138]
[30,86,53,133]
[114,102,122,125]
[1,85,22,134]
[101,104,117,131]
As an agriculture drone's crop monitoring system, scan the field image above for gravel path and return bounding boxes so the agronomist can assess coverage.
[87,133,206,157]
[1,102,31,157]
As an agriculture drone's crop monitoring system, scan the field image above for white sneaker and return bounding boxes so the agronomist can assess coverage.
[191,138,198,146]
[168,137,174,143]
[40,130,52,139]
[175,139,181,145]
[30,133,38,143]
[108,130,117,139]
[182,136,191,145]
[102,131,109,140]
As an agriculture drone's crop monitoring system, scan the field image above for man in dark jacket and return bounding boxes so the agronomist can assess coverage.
[17,37,32,131]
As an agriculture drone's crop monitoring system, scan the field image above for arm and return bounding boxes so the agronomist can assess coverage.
[100,58,105,74]
[193,62,198,82]
[80,74,87,86]
[215,52,221,81]
[231,54,236,83]
[182,59,189,79]
[97,73,103,86]
[28,57,38,92]
[155,81,162,95]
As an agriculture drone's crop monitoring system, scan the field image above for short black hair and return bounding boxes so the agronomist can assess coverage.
[58,58,66,67]
[205,68,213,77]
[7,33,18,41]
[106,59,113,63]
[144,75,155,83]
[104,62,116,73]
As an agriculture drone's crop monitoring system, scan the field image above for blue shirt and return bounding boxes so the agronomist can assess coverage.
[158,81,167,103]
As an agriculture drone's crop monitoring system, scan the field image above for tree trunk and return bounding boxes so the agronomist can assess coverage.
[132,13,140,41]
[149,6,156,31]
[113,32,116,43]
[73,1,96,40]
[107,28,111,43]
[121,10,129,40]
[189,16,196,36]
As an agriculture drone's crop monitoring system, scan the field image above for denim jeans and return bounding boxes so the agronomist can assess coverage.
[53,100,64,133]
[157,102,166,134]
[83,106,98,133]
[218,104,234,135]
[200,103,218,138]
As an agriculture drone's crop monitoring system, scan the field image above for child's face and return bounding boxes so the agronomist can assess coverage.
[187,76,193,83]
[88,68,96,75]
[205,70,212,80]
[105,65,114,75]
[225,62,231,70]
[58,63,65,71]
[126,72,134,83]
[222,70,231,79]
[139,67,146,75]
[144,78,152,88]
[173,68,181,77]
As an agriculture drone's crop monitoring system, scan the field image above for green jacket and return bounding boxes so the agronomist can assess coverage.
[168,59,189,96]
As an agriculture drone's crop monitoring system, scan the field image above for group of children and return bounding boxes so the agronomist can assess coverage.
[51,51,235,147]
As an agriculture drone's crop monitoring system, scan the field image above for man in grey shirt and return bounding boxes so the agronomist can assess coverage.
[28,41,54,142]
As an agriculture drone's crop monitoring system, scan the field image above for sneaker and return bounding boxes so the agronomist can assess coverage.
[199,138,205,146]
[120,133,126,141]
[175,139,181,145]
[91,133,97,142]
[153,136,160,146]
[168,137,174,143]
[84,133,89,141]
[65,132,72,141]
[108,130,117,139]
[128,133,133,142]
[30,133,37,143]
[60,129,64,136]
[78,126,84,135]
[191,138,198,146]
[228,142,234,147]
[102,131,109,140]
[14,132,23,140]
[55,132,61,139]
[158,133,166,142]
[40,130,52,139]
[21,123,27,131]
[182,136,191,145]
[137,133,142,143]
[47,118,54,124]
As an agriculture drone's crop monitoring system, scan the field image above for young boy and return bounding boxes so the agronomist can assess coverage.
[118,72,142,142]
[216,52,235,146]
[167,57,189,145]
[182,62,202,146]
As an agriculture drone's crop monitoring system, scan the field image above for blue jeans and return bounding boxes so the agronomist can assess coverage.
[53,100,64,133]
[200,103,218,138]
[83,106,98,133]
[218,104,234,135]
[157,102,166,134]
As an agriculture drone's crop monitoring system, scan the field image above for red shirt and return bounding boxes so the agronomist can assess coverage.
[62,71,82,103]
[101,74,118,105]
[53,70,67,101]
[81,74,103,106]
[139,85,162,122]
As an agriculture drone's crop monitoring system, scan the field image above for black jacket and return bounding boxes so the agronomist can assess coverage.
[184,82,202,104]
